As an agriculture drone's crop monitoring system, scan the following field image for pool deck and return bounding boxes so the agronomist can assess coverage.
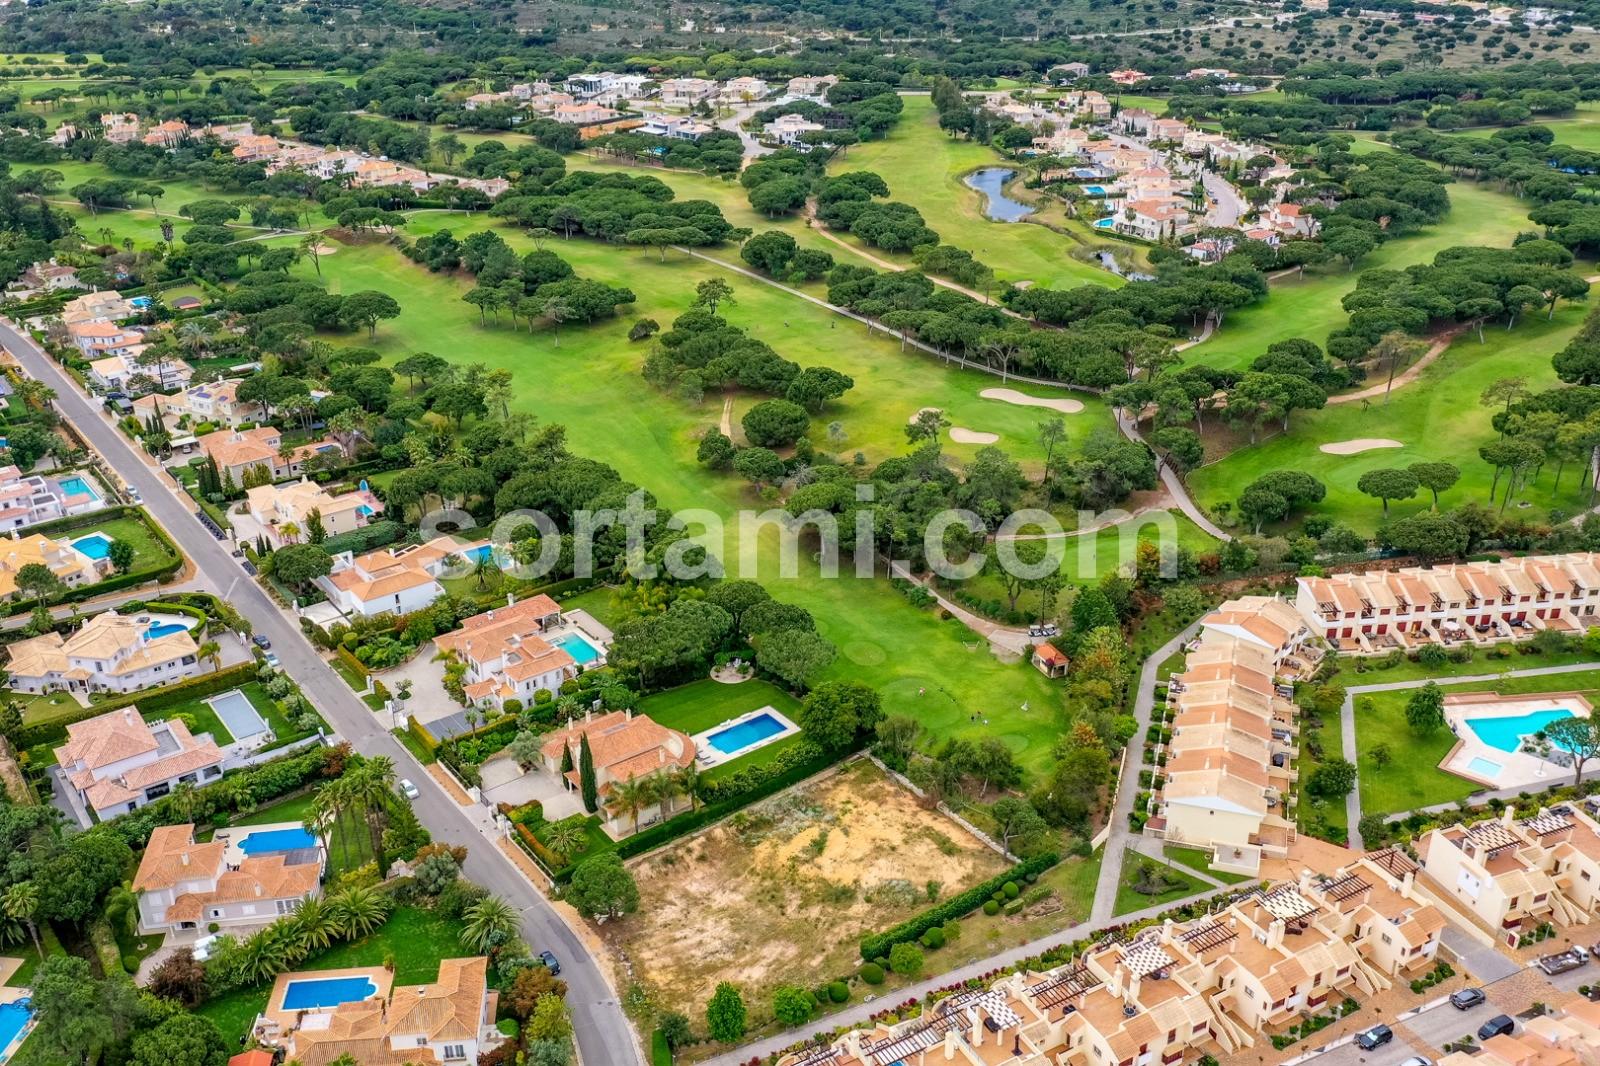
[213,820,326,868]
[690,705,800,769]
[1440,692,1594,790]
[262,965,391,1034]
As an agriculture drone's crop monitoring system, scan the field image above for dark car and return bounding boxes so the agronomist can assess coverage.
[1355,1025,1394,1050]
[538,950,560,975]
[241,561,257,577]
[1450,987,1487,1010]
[1478,1015,1515,1041]
[252,634,271,650]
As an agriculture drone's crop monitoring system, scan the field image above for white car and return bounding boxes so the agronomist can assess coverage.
[126,486,141,503]
[400,779,420,800]
[191,934,220,961]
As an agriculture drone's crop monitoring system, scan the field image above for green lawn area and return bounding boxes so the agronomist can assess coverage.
[1112,850,1210,916]
[1189,307,1589,535]
[557,585,621,628]
[79,512,178,573]
[1163,844,1252,885]
[218,787,374,876]
[194,905,468,1043]
[638,678,806,782]
[1327,644,1598,688]
[307,218,1091,777]
[832,96,1123,291]
[1354,689,1478,817]
[16,690,82,727]
[1298,696,1349,845]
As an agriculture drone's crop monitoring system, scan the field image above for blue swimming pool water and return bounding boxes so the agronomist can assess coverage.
[463,543,494,563]
[1093,217,1115,229]
[706,712,787,756]
[1083,184,1109,195]
[72,534,112,560]
[0,999,32,1054]
[280,975,377,1011]
[129,296,153,310]
[144,621,188,639]
[357,504,375,517]
[57,476,97,500]
[1467,755,1504,778]
[1467,709,1578,753]
[238,826,319,855]
[552,633,601,665]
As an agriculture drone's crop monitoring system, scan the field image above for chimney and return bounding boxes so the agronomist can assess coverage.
[180,852,189,866]
[1266,919,1286,951]
[507,592,515,607]
[971,1007,984,1047]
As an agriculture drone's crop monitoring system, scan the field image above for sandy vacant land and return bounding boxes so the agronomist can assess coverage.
[1318,438,1405,455]
[605,759,1008,1017]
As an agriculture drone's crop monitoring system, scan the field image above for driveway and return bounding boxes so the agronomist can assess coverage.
[481,753,584,820]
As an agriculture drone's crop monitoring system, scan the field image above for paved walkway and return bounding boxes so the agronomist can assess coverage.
[1091,620,1203,922]
[1326,327,1465,406]
[1341,661,1600,848]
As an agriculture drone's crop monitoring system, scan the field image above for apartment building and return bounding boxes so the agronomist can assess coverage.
[0,465,107,530]
[1295,553,1600,653]
[432,594,590,711]
[10,611,201,697]
[53,706,222,819]
[1515,804,1600,919]
[1148,597,1309,874]
[1297,850,1447,978]
[245,477,379,549]
[133,823,322,934]
[1417,810,1588,944]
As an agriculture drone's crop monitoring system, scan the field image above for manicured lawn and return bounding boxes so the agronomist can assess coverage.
[1327,644,1597,688]
[222,787,374,876]
[1163,844,1252,885]
[306,224,1090,776]
[1189,307,1589,535]
[1112,850,1210,916]
[194,906,469,1043]
[17,690,81,727]
[78,512,179,574]
[639,678,806,781]
[229,789,317,827]
[1354,689,1478,817]
[557,585,621,628]
[832,96,1123,291]
[154,693,234,746]
[1298,696,1349,845]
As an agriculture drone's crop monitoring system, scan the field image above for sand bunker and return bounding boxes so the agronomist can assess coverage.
[950,427,1000,444]
[980,387,1085,414]
[1319,438,1405,456]
[307,242,337,256]
[907,406,942,424]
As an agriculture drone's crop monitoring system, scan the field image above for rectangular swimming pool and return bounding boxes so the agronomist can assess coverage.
[238,826,319,855]
[1466,755,1504,778]
[552,632,602,665]
[57,476,98,500]
[0,999,32,1057]
[1466,709,1577,753]
[706,712,787,756]
[209,688,269,740]
[280,975,377,1011]
[71,533,112,560]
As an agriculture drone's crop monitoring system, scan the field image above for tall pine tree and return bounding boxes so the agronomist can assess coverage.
[579,734,598,813]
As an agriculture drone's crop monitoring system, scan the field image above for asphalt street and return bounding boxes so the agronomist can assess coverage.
[0,317,643,1066]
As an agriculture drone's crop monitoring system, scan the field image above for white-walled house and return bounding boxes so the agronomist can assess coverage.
[9,611,201,696]
[132,823,321,934]
[53,707,222,820]
[318,546,447,619]
[432,594,582,710]
[763,113,825,146]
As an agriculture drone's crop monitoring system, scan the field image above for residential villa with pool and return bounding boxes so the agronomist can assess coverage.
[132,822,323,936]
[0,463,108,531]
[52,704,224,821]
[538,709,697,836]
[250,956,499,1066]
[0,529,109,598]
[7,609,202,697]
[431,593,607,711]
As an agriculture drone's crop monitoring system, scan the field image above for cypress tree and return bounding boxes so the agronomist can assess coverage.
[579,734,598,813]
[559,743,574,777]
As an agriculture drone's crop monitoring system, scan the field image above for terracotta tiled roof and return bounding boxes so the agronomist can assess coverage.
[132,823,225,890]
[288,957,488,1066]
[166,853,320,921]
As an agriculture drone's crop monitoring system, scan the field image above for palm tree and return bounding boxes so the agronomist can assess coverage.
[328,885,389,939]
[197,640,221,674]
[2,883,41,959]
[291,894,338,953]
[345,757,398,868]
[237,925,295,984]
[307,780,351,869]
[606,773,661,835]
[672,762,701,813]
[460,895,520,953]
[542,818,589,860]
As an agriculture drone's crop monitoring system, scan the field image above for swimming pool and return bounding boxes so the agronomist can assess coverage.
[129,296,153,310]
[71,533,112,560]
[1466,709,1578,753]
[0,999,32,1057]
[209,688,269,740]
[1466,755,1504,779]
[1083,184,1110,196]
[238,826,319,855]
[552,632,602,665]
[144,621,189,639]
[57,476,98,500]
[1093,217,1115,229]
[706,711,787,756]
[280,975,377,1011]
[357,504,376,517]
[462,543,494,564]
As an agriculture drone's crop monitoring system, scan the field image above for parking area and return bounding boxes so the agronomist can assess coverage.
[1298,1031,1426,1066]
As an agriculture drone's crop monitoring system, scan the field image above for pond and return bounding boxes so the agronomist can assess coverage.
[964,167,1035,222]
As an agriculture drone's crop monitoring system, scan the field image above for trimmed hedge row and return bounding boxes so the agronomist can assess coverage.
[859,852,1059,961]
[16,661,259,749]
[333,645,370,680]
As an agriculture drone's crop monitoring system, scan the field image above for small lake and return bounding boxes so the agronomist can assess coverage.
[964,167,1035,222]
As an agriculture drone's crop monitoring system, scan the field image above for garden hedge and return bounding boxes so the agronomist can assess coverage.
[859,852,1059,961]
[15,661,259,749]
[0,505,184,619]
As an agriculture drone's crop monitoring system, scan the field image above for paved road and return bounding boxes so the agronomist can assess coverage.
[0,318,644,1066]
[1090,620,1202,922]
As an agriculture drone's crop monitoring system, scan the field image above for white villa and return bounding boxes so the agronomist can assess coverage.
[54,706,223,820]
[764,113,826,146]
[8,611,202,696]
[0,465,107,530]
[315,536,484,620]
[432,594,588,711]
[132,823,321,934]
[245,478,380,549]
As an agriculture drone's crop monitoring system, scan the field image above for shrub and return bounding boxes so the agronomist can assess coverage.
[122,954,140,974]
[888,942,924,978]
[920,927,945,950]
[826,980,849,1003]
[1003,881,1020,899]
[858,853,1056,961]
[859,962,885,985]
[983,899,1001,916]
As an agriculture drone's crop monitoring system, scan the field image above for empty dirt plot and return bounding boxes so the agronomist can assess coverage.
[603,759,1007,1018]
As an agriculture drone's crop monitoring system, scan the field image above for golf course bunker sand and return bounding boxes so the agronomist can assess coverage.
[950,427,1000,444]
[604,760,1006,1016]
[980,388,1085,414]
[908,406,942,424]
[1319,438,1405,456]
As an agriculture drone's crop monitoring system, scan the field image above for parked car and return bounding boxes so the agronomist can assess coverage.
[126,486,141,503]
[1538,946,1589,976]
[1355,1025,1393,1050]
[241,561,257,576]
[1450,987,1487,1010]
[538,950,560,975]
[192,934,221,961]
[1399,1058,1434,1066]
[399,779,420,801]
[1478,1015,1516,1041]
[252,634,271,650]
[263,653,279,669]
